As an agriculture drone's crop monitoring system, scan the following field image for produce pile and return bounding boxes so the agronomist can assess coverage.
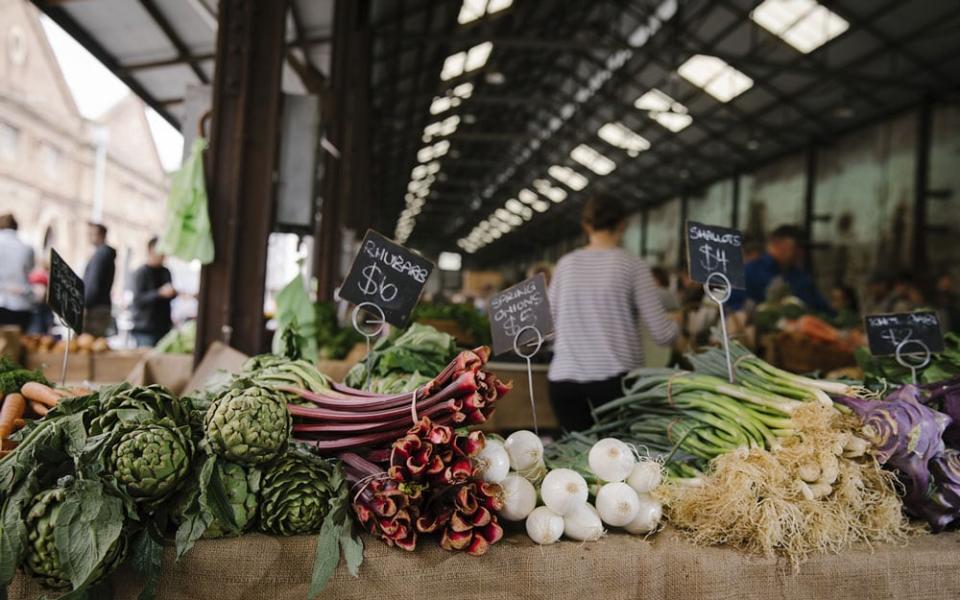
[857,332,960,387]
[413,302,492,346]
[345,323,459,394]
[154,320,196,354]
[20,334,111,355]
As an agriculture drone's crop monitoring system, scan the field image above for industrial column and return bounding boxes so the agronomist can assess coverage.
[194,0,289,361]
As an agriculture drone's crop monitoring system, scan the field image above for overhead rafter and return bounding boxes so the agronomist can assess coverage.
[137,0,209,84]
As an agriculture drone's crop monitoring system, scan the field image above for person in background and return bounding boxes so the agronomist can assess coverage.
[27,267,54,334]
[728,225,833,315]
[548,194,679,432]
[0,214,35,330]
[829,285,860,329]
[83,222,116,337]
[889,271,925,313]
[862,272,896,316]
[131,237,176,347]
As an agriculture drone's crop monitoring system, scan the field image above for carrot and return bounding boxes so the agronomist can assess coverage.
[29,401,49,417]
[1,394,26,438]
[1,438,16,451]
[21,382,60,408]
[13,418,26,430]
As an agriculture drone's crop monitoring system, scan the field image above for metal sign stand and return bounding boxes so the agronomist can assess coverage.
[895,338,932,385]
[703,272,735,383]
[352,302,386,391]
[58,318,73,387]
[513,325,544,435]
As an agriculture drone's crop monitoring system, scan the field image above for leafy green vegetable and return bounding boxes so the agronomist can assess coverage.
[345,323,457,388]
[271,273,318,362]
[315,303,364,360]
[412,302,491,346]
[154,320,196,355]
[0,357,49,396]
[857,332,960,389]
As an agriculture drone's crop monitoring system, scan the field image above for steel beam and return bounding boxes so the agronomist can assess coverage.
[195,0,288,360]
[913,99,933,274]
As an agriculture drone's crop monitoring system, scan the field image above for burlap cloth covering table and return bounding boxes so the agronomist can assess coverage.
[10,527,960,600]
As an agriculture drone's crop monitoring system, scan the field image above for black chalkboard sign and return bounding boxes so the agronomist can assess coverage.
[864,311,945,356]
[488,274,554,356]
[47,249,84,333]
[685,221,746,290]
[339,230,434,327]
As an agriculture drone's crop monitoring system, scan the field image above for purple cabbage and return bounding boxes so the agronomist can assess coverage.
[835,385,951,502]
[922,377,960,448]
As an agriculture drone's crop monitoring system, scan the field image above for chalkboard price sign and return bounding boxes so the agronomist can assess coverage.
[47,249,85,333]
[864,311,945,356]
[488,274,554,356]
[685,221,746,290]
[339,230,435,328]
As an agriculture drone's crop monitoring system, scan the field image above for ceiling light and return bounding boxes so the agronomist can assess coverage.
[438,251,462,271]
[506,199,525,214]
[516,189,537,205]
[495,208,512,221]
[598,122,651,157]
[505,213,523,226]
[425,161,441,174]
[547,165,588,191]
[652,111,692,132]
[411,165,428,179]
[519,205,533,220]
[490,228,503,239]
[485,71,506,85]
[429,96,453,115]
[533,179,567,203]
[532,200,550,213]
[441,41,493,81]
[452,82,474,98]
[751,0,848,54]
[458,0,512,25]
[678,54,753,102]
[570,144,616,176]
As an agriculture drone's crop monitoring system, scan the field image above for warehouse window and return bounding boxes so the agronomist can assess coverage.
[678,54,754,102]
[751,0,849,54]
[0,122,19,161]
[41,143,62,177]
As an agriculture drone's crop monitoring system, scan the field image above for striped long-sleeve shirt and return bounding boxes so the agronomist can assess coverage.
[547,247,679,383]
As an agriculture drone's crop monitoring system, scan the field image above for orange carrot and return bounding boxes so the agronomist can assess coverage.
[21,382,60,408]
[0,393,26,438]
[13,418,26,430]
[29,401,49,417]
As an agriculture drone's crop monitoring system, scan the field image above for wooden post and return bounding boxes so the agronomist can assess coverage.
[194,0,289,362]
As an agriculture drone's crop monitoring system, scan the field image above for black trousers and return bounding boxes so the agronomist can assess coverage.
[548,373,626,433]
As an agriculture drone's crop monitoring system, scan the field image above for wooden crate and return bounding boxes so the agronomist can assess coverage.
[482,361,557,433]
[25,350,93,383]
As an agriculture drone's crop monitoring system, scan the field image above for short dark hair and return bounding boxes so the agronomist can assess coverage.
[769,224,805,244]
[147,236,159,251]
[582,193,627,232]
[0,213,17,230]
[89,222,108,238]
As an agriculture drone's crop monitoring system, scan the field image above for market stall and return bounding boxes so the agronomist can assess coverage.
[9,528,960,600]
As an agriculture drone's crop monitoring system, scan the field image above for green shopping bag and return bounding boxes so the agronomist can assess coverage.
[158,138,215,264]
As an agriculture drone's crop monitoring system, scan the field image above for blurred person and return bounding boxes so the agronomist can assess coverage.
[829,285,860,329]
[27,267,54,334]
[889,271,925,313]
[548,193,679,432]
[130,237,176,347]
[83,222,116,337]
[862,272,896,315]
[728,225,832,315]
[0,214,35,330]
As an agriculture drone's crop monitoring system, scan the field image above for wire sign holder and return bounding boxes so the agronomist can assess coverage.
[47,249,85,386]
[352,302,386,391]
[513,325,544,435]
[686,221,746,385]
[488,274,554,436]
[865,311,944,385]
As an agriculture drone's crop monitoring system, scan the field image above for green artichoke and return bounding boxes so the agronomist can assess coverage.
[90,383,187,435]
[204,461,262,538]
[258,450,343,536]
[204,382,291,465]
[23,487,128,589]
[244,356,330,407]
[109,418,194,504]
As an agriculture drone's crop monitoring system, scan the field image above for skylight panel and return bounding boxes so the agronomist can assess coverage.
[441,42,494,80]
[677,54,753,102]
[652,112,692,133]
[452,82,474,98]
[532,199,550,213]
[518,189,538,205]
[547,165,588,191]
[533,179,567,203]
[458,0,512,25]
[598,122,651,156]
[751,0,848,54]
[570,144,616,176]
[634,89,691,131]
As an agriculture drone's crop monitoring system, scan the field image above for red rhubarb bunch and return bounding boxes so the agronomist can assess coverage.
[341,416,504,556]
[289,346,512,453]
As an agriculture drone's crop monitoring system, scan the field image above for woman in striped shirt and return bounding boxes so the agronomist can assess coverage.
[548,194,679,432]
